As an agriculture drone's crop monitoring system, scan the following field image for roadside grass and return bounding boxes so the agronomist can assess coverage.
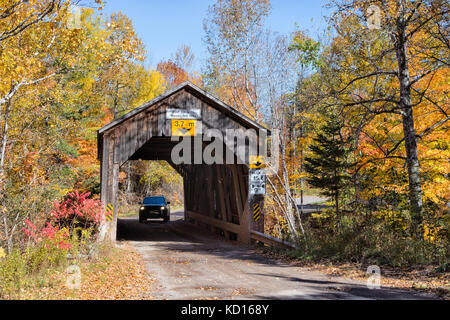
[1,243,156,300]
[308,201,330,206]
[119,203,140,218]
[260,203,449,299]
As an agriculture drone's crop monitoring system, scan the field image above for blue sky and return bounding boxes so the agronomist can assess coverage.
[101,0,331,70]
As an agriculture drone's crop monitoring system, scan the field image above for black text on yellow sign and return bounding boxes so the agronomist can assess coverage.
[253,204,261,222]
[106,204,113,222]
[172,119,197,136]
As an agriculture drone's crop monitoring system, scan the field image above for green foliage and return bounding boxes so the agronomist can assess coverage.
[293,209,449,267]
[0,225,96,299]
[304,112,354,212]
[0,245,67,299]
[140,161,182,193]
[289,33,322,70]
[56,139,80,158]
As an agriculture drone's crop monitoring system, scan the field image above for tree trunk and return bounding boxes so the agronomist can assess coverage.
[113,80,120,120]
[127,162,132,194]
[0,98,12,177]
[0,99,11,252]
[396,22,424,236]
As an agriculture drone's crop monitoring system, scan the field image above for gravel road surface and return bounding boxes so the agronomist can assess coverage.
[116,213,437,300]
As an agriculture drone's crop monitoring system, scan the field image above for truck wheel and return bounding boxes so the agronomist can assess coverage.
[139,214,145,224]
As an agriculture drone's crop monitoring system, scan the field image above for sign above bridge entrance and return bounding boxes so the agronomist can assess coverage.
[172,119,197,136]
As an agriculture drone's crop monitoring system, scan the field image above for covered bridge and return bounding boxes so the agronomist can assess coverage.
[97,82,269,243]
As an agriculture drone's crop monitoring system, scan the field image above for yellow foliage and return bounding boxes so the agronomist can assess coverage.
[374,209,408,232]
[424,224,444,245]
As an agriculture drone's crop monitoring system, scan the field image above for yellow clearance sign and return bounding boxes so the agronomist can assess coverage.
[172,119,197,136]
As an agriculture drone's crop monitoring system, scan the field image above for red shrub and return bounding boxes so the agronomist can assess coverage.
[22,219,37,238]
[22,220,72,250]
[51,191,104,230]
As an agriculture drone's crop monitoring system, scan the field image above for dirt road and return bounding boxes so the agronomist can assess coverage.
[116,213,437,300]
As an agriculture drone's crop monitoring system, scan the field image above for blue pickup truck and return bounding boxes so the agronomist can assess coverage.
[139,196,171,223]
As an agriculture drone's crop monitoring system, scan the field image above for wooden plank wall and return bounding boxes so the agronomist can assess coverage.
[180,164,249,242]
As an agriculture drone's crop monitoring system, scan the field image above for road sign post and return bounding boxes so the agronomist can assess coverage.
[249,157,266,233]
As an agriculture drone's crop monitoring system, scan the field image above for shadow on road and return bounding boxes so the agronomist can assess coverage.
[117,218,199,243]
[249,272,437,300]
[116,216,283,265]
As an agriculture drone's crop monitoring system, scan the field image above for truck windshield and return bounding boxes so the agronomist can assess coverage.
[143,197,166,206]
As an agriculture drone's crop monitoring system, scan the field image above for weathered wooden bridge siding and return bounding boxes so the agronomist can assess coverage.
[169,163,250,242]
[98,82,267,243]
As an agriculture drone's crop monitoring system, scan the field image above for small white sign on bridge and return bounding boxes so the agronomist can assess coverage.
[167,109,202,120]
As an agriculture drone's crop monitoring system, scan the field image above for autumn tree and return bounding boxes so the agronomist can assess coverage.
[203,0,312,242]
[0,3,165,251]
[203,0,271,117]
[98,12,146,119]
[157,60,190,89]
[0,0,61,44]
[157,45,202,89]
[0,1,92,250]
[328,0,449,237]
[287,31,323,215]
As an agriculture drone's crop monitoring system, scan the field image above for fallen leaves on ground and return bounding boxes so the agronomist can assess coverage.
[232,288,254,296]
[20,243,157,300]
[76,243,157,300]
[199,286,219,291]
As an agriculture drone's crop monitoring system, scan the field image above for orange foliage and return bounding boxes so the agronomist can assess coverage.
[157,60,203,89]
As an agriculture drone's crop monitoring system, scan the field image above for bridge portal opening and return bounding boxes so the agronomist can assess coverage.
[116,159,184,219]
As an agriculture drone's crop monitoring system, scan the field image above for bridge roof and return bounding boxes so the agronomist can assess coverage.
[98,81,269,136]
